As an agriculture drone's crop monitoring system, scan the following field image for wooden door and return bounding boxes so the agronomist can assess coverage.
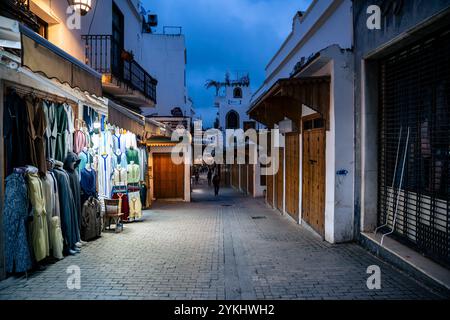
[153,153,184,199]
[232,164,239,189]
[248,165,254,196]
[241,164,248,193]
[265,131,274,207]
[220,164,230,187]
[302,117,326,236]
[286,133,300,221]
[239,164,246,192]
[275,148,284,212]
[267,174,273,207]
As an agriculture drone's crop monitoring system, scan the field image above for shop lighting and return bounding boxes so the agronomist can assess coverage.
[67,0,92,16]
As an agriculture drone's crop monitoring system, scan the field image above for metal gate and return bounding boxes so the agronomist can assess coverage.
[378,28,450,266]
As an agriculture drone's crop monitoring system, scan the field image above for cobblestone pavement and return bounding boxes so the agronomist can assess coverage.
[0,185,446,300]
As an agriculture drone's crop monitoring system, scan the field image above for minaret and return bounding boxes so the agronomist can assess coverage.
[208,72,252,132]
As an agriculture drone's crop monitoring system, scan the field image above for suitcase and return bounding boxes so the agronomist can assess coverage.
[81,197,102,241]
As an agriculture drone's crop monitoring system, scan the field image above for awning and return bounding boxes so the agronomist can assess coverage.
[1,62,78,103]
[146,136,178,147]
[144,118,170,140]
[1,58,109,123]
[20,24,102,97]
[107,99,145,136]
[248,76,330,129]
[50,79,108,116]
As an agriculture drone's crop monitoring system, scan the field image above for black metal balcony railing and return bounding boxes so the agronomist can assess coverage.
[82,34,157,103]
[0,0,40,32]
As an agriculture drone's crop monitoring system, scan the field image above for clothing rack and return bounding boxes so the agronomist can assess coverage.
[5,82,78,107]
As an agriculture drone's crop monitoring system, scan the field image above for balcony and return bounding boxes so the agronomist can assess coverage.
[82,34,157,110]
[0,0,40,32]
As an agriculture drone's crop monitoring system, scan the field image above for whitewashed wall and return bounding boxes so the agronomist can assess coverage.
[253,0,353,100]
[80,0,146,67]
[29,0,87,62]
[217,85,252,130]
[251,0,354,243]
[140,34,187,117]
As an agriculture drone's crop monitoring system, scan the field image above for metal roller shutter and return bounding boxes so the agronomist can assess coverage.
[378,28,450,266]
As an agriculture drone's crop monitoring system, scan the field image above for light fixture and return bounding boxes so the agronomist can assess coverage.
[67,0,92,16]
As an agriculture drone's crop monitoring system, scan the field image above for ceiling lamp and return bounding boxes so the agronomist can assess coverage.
[67,0,92,16]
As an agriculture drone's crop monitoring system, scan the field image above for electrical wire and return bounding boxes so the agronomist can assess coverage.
[87,0,99,35]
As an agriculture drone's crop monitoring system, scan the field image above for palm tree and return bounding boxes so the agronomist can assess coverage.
[205,80,224,96]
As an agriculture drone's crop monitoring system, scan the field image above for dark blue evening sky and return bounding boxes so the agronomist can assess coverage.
[143,0,311,127]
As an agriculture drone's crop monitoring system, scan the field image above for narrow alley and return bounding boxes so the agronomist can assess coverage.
[0,179,444,300]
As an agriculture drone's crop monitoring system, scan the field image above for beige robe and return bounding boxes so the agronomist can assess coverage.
[27,173,50,262]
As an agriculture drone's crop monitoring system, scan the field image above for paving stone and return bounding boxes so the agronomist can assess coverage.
[0,187,445,300]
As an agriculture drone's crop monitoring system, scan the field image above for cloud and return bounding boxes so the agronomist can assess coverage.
[143,0,311,127]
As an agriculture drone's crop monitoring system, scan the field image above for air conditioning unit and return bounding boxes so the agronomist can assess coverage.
[142,14,158,33]
[148,14,158,27]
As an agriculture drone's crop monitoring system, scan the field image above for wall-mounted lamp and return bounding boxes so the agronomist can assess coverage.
[67,0,92,16]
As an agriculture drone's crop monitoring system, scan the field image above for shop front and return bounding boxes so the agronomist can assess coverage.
[146,136,191,203]
[354,0,450,269]
[249,53,355,243]
[0,17,155,280]
[0,19,107,279]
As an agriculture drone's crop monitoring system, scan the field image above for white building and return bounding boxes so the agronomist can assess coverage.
[140,28,193,118]
[213,73,253,131]
[80,0,157,111]
[249,0,354,244]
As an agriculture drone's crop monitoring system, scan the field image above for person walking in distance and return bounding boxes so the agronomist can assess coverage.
[207,168,213,186]
[213,171,221,196]
[194,168,200,185]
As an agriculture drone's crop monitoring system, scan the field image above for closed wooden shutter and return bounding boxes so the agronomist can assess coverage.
[276,148,284,212]
[286,133,300,221]
[267,174,273,207]
[153,153,184,199]
[248,165,254,196]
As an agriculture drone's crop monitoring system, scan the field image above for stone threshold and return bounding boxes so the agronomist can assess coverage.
[360,232,450,295]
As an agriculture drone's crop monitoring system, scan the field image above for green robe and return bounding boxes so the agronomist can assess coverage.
[126,148,140,165]
[55,104,68,162]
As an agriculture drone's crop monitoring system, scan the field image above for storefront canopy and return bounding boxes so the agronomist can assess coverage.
[107,99,146,137]
[144,118,170,140]
[20,24,102,97]
[248,76,330,129]
[146,136,178,147]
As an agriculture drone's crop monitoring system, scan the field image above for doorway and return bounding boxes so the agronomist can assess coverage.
[153,153,184,199]
[302,115,326,236]
[275,148,284,213]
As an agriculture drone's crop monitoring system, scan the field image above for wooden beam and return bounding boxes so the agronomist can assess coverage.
[249,76,330,129]
[279,77,330,130]
[266,96,303,121]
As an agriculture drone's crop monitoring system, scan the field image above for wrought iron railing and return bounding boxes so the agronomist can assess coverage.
[82,34,157,103]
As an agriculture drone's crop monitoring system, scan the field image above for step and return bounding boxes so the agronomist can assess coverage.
[360,232,450,296]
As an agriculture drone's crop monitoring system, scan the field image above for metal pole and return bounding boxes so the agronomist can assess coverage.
[375,126,402,234]
[381,127,410,246]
